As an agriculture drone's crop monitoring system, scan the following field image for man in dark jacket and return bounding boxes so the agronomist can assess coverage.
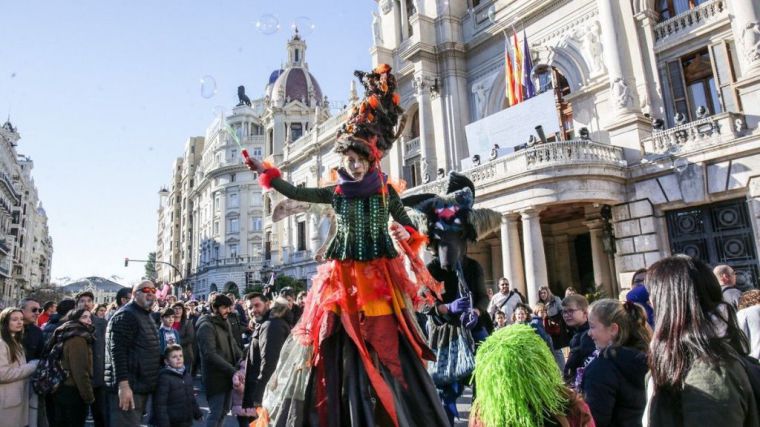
[20,297,44,360]
[42,298,76,346]
[562,294,595,385]
[242,293,291,412]
[76,290,109,427]
[196,293,242,427]
[105,280,161,427]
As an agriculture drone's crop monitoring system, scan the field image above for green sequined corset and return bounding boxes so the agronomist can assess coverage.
[325,195,399,261]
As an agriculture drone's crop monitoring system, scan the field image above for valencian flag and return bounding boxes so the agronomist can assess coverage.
[504,38,516,106]
[512,30,523,104]
[522,29,536,99]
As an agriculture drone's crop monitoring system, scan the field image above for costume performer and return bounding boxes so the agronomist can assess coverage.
[244,64,449,427]
[403,175,500,425]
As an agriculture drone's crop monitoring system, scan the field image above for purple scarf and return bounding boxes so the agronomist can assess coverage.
[337,168,384,199]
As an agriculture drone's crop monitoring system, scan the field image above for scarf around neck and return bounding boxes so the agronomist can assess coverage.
[336,167,384,199]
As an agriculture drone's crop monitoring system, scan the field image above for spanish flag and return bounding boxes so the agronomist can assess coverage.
[513,31,523,104]
[505,39,516,106]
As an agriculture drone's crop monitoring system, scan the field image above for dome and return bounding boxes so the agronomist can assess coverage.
[269,67,324,107]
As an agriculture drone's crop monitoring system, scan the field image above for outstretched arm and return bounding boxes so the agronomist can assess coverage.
[244,154,334,204]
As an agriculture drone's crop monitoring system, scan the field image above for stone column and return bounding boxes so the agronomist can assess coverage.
[489,241,503,291]
[597,0,637,118]
[414,75,436,183]
[521,208,547,306]
[500,214,526,297]
[729,0,760,76]
[585,219,614,297]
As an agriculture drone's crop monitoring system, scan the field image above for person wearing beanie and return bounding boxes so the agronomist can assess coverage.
[245,64,448,426]
[625,285,654,328]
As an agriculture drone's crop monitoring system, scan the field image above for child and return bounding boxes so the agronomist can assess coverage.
[494,310,507,329]
[152,344,203,427]
[158,307,180,354]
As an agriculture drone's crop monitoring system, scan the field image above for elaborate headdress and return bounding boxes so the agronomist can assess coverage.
[335,64,404,163]
[403,172,501,246]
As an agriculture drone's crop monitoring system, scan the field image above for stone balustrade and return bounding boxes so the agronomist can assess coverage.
[640,112,744,155]
[654,0,727,46]
[404,136,420,157]
[406,139,625,196]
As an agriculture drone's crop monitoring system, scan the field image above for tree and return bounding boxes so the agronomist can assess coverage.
[145,252,157,280]
[273,275,305,293]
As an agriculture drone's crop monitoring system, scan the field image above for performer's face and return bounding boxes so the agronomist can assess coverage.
[343,149,369,181]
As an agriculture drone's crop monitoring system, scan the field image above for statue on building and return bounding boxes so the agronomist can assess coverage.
[581,21,605,74]
[237,86,252,107]
[437,168,446,179]
[489,144,500,161]
[612,77,633,110]
[472,83,488,120]
[472,154,481,166]
[742,22,760,64]
[372,11,384,46]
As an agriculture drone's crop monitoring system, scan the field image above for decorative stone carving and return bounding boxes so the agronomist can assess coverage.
[372,11,383,46]
[472,83,489,120]
[611,77,633,110]
[380,0,392,14]
[413,75,427,96]
[421,159,431,183]
[742,22,760,66]
[580,21,605,75]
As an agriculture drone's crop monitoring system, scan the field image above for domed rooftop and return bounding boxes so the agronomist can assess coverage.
[270,68,323,107]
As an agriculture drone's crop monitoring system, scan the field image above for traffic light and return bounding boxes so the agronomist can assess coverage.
[124,258,129,267]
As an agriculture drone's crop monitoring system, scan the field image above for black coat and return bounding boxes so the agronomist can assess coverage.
[23,323,44,360]
[242,308,291,407]
[41,313,64,346]
[564,322,595,383]
[196,314,242,396]
[105,301,161,393]
[582,346,648,427]
[91,316,107,388]
[427,256,493,333]
[152,367,202,427]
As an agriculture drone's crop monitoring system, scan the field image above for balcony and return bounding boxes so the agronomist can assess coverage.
[654,0,728,50]
[197,256,262,271]
[0,239,10,255]
[640,112,745,155]
[406,139,626,197]
[404,137,420,158]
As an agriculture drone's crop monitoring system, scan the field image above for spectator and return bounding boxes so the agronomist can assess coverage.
[107,287,132,322]
[241,294,291,423]
[581,299,651,426]
[714,264,743,308]
[630,268,647,289]
[37,301,56,327]
[494,310,507,329]
[0,307,39,427]
[52,308,95,427]
[94,304,108,319]
[738,289,760,359]
[158,307,180,354]
[152,344,202,427]
[562,294,595,385]
[41,298,76,345]
[187,300,202,378]
[625,284,654,328]
[277,287,300,327]
[565,287,577,297]
[645,255,758,426]
[513,303,553,349]
[76,290,108,427]
[105,280,161,427]
[196,294,242,427]
[172,302,195,374]
[19,297,44,361]
[486,277,522,323]
[537,286,568,371]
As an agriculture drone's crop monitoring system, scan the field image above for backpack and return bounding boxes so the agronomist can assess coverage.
[31,338,68,395]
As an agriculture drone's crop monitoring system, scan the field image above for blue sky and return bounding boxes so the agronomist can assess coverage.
[0,0,375,285]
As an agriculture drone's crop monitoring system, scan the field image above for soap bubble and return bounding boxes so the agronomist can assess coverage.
[200,75,217,99]
[256,14,280,35]
[291,16,316,35]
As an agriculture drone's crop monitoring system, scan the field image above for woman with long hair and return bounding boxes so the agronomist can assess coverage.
[0,307,38,426]
[581,299,651,426]
[645,255,759,426]
[50,308,95,427]
[172,302,195,374]
[538,286,568,370]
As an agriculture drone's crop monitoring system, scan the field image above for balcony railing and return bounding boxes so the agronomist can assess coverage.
[640,112,744,155]
[406,139,625,196]
[198,256,262,270]
[404,137,420,158]
[654,0,728,46]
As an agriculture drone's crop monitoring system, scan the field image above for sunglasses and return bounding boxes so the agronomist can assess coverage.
[137,287,157,295]
[29,308,42,313]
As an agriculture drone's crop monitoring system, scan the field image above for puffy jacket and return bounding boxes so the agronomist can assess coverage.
[196,313,242,396]
[152,367,202,427]
[104,301,161,393]
[91,316,107,388]
[582,346,648,427]
[564,322,595,383]
[242,306,291,407]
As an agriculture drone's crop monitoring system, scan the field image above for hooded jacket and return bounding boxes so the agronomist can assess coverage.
[56,321,96,404]
[196,313,242,396]
[242,303,291,407]
[582,346,648,426]
[152,367,202,427]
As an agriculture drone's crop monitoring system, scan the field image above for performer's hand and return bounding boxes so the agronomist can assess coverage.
[390,222,410,241]
[461,310,479,329]
[446,297,471,315]
[243,152,264,173]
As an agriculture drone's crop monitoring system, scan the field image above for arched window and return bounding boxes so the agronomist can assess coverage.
[410,110,420,139]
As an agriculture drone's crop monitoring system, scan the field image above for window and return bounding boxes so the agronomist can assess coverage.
[229,150,237,162]
[250,217,262,231]
[535,67,554,94]
[228,192,239,208]
[213,221,219,235]
[264,196,271,216]
[657,0,708,21]
[290,123,303,140]
[214,193,220,212]
[403,157,422,188]
[253,147,263,158]
[295,48,300,63]
[265,231,272,260]
[250,190,261,206]
[228,217,239,233]
[297,221,306,251]
[228,243,238,258]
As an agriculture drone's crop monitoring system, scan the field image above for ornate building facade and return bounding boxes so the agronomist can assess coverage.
[0,121,53,305]
[369,0,760,305]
